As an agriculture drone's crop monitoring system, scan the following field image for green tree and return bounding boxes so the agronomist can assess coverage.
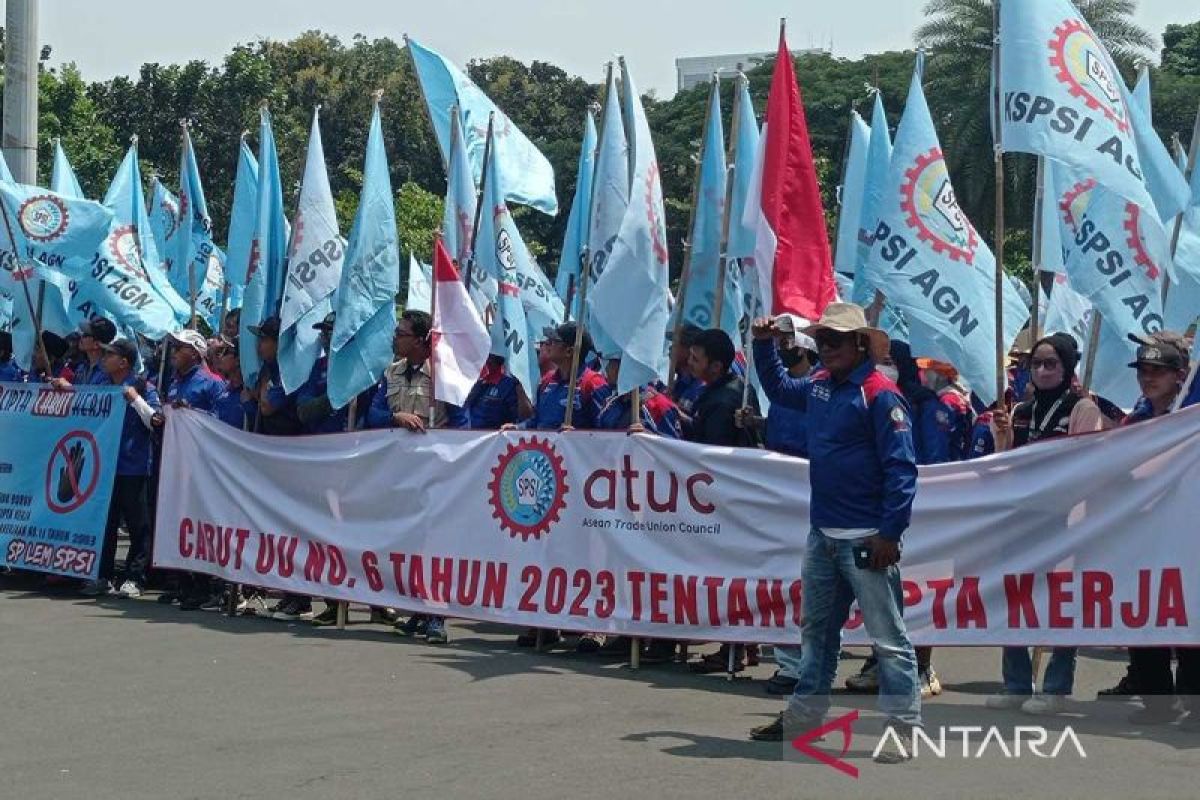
[37,63,119,192]
[1161,20,1200,76]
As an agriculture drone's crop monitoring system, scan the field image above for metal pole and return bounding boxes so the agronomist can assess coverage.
[463,111,493,294]
[1030,158,1046,341]
[2,0,39,184]
[1081,311,1103,392]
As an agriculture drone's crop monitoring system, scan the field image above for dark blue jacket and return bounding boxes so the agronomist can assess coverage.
[214,381,256,429]
[295,356,348,434]
[521,365,610,430]
[595,388,680,438]
[968,411,995,459]
[75,359,111,386]
[114,375,161,476]
[1185,373,1200,410]
[167,364,225,412]
[0,357,25,382]
[914,390,972,465]
[463,369,521,429]
[754,339,918,541]
[765,404,807,457]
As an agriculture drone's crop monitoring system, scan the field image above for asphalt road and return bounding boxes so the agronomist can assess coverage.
[2,578,1197,800]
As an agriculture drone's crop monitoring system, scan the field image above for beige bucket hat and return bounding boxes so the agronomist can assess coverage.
[801,302,890,363]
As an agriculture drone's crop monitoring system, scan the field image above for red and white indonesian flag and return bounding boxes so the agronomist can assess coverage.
[745,30,837,320]
[432,237,489,406]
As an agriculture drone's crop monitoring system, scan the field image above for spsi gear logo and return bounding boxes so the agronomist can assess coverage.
[106,225,149,282]
[1122,203,1162,282]
[17,195,70,243]
[488,437,569,541]
[900,148,978,264]
[1058,178,1097,232]
[1049,18,1130,135]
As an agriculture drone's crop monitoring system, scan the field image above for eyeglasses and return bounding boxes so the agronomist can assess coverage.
[394,330,416,339]
[1031,357,1061,370]
[814,331,856,349]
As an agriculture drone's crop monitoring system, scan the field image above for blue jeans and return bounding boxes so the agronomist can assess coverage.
[1001,647,1076,696]
[788,528,922,728]
[774,645,803,679]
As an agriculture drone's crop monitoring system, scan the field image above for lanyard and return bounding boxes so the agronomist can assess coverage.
[1029,394,1066,442]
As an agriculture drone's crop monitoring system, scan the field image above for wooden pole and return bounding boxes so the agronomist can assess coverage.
[991,2,1007,405]
[667,75,719,396]
[1162,104,1200,307]
[1081,311,1103,391]
[713,73,744,332]
[1173,355,1199,413]
[563,62,616,428]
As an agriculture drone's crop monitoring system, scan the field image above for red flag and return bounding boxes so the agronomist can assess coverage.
[759,28,836,320]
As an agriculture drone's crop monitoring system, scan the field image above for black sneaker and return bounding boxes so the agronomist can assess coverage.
[393,615,429,638]
[640,639,677,664]
[312,606,339,627]
[515,628,561,647]
[1097,672,1139,701]
[156,591,181,605]
[199,594,224,612]
[749,709,822,742]
[765,671,799,696]
[1129,703,1180,726]
[179,595,205,611]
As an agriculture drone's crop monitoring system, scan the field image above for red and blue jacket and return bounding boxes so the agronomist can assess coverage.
[463,363,522,430]
[914,389,972,464]
[754,339,918,541]
[521,364,610,430]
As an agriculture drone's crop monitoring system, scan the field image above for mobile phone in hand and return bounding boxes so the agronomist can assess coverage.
[852,542,872,569]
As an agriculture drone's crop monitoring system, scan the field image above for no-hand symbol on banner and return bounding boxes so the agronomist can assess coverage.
[44,430,101,514]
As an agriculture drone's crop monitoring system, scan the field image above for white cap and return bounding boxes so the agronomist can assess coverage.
[169,329,209,357]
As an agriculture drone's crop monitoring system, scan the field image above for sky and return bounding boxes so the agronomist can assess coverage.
[29,0,1194,98]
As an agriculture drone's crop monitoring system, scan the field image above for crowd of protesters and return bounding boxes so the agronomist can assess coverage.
[3,297,1200,762]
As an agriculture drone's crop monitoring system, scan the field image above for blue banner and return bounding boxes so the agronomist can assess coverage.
[0,383,122,579]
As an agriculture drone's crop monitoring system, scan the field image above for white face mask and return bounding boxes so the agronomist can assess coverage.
[878,365,900,383]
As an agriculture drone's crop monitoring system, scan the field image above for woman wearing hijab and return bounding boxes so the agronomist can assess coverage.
[985,332,1104,715]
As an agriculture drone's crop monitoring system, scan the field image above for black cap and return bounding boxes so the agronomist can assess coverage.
[101,338,139,365]
[312,311,336,331]
[78,318,118,344]
[248,316,281,339]
[541,322,593,357]
[1128,341,1187,370]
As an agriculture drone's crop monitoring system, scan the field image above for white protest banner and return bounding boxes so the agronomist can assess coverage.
[155,407,1200,646]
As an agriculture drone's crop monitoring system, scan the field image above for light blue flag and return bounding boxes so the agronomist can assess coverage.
[1175,138,1189,173]
[84,143,189,339]
[588,58,672,393]
[1164,146,1200,331]
[726,75,760,260]
[441,106,496,311]
[1132,66,1151,122]
[476,126,539,400]
[1035,158,1065,273]
[405,253,431,313]
[833,111,871,275]
[1126,79,1191,223]
[586,66,629,359]
[0,151,13,183]
[171,128,217,304]
[224,137,259,287]
[240,108,290,385]
[407,37,557,215]
[327,99,400,410]
[51,140,84,199]
[0,184,114,282]
[998,0,1165,217]
[681,78,738,344]
[280,108,345,393]
[853,91,893,306]
[1051,162,1168,343]
[863,59,1028,405]
[555,109,597,319]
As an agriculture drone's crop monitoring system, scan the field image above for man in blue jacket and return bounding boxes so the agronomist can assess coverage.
[65,338,161,598]
[462,354,529,430]
[0,331,24,382]
[748,303,921,763]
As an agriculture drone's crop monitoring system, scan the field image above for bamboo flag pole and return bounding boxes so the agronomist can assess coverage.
[713,72,743,332]
[0,201,53,374]
[564,62,616,430]
[1081,310,1103,391]
[667,73,719,395]
[1162,104,1199,307]
[991,2,1007,405]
